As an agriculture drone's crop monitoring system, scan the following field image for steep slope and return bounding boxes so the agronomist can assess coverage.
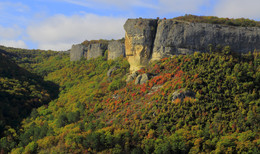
[0,51,58,138]
[5,49,259,153]
[0,48,68,152]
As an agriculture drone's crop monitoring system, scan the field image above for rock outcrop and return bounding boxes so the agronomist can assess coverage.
[108,41,125,60]
[171,89,195,102]
[124,19,158,72]
[71,18,260,69]
[87,43,107,60]
[124,18,260,71]
[135,73,151,85]
[70,44,88,61]
[126,71,139,83]
[70,40,125,61]
[152,20,260,61]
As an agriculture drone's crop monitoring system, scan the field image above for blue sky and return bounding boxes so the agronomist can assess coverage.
[0,0,259,51]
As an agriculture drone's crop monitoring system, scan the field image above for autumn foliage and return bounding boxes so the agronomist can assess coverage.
[0,46,259,153]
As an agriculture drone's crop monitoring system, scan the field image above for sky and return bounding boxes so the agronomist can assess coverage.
[0,0,259,51]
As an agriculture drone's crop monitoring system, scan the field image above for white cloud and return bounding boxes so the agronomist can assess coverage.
[0,25,26,49]
[214,0,260,20]
[0,25,23,39]
[27,14,126,51]
[0,40,27,48]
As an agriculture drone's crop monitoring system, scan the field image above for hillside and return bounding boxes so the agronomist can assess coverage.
[0,49,60,143]
[0,44,259,153]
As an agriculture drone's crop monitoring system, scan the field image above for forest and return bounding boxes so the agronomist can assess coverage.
[0,44,259,153]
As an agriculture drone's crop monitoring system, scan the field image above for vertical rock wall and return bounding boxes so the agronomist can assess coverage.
[124,18,260,71]
[70,44,88,61]
[152,20,260,61]
[108,41,125,60]
[124,19,158,72]
[87,43,107,60]
[70,18,260,70]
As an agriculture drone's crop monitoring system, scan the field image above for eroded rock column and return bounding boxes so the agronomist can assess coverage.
[124,19,158,72]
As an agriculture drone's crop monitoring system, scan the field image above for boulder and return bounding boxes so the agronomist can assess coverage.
[135,75,142,85]
[126,71,139,83]
[124,19,158,72]
[108,41,125,60]
[140,73,150,84]
[70,44,88,61]
[171,89,195,102]
[135,73,151,85]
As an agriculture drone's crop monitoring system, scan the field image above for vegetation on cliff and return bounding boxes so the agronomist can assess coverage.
[0,46,259,153]
[174,14,260,27]
[81,38,125,47]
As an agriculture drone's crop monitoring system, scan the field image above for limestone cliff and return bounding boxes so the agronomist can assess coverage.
[108,41,125,60]
[70,40,126,61]
[124,18,260,71]
[124,19,158,72]
[87,43,107,60]
[70,18,260,69]
[152,19,260,61]
[70,44,88,61]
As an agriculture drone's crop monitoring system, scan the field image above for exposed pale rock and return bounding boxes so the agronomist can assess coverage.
[70,44,88,61]
[140,73,150,85]
[126,71,139,83]
[108,41,125,60]
[124,18,260,69]
[135,73,151,85]
[124,19,158,72]
[87,43,107,60]
[135,75,142,85]
[171,89,195,102]
[151,20,260,61]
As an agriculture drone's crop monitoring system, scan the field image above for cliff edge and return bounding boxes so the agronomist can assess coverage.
[124,18,260,72]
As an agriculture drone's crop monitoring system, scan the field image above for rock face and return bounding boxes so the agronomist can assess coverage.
[108,41,125,60]
[87,43,107,60]
[124,18,260,71]
[71,18,260,66]
[124,19,158,72]
[70,43,107,61]
[152,20,260,61]
[70,44,88,61]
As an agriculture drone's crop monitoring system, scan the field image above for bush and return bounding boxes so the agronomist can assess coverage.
[67,111,80,123]
[24,141,38,154]
[56,114,68,127]
[108,79,126,91]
